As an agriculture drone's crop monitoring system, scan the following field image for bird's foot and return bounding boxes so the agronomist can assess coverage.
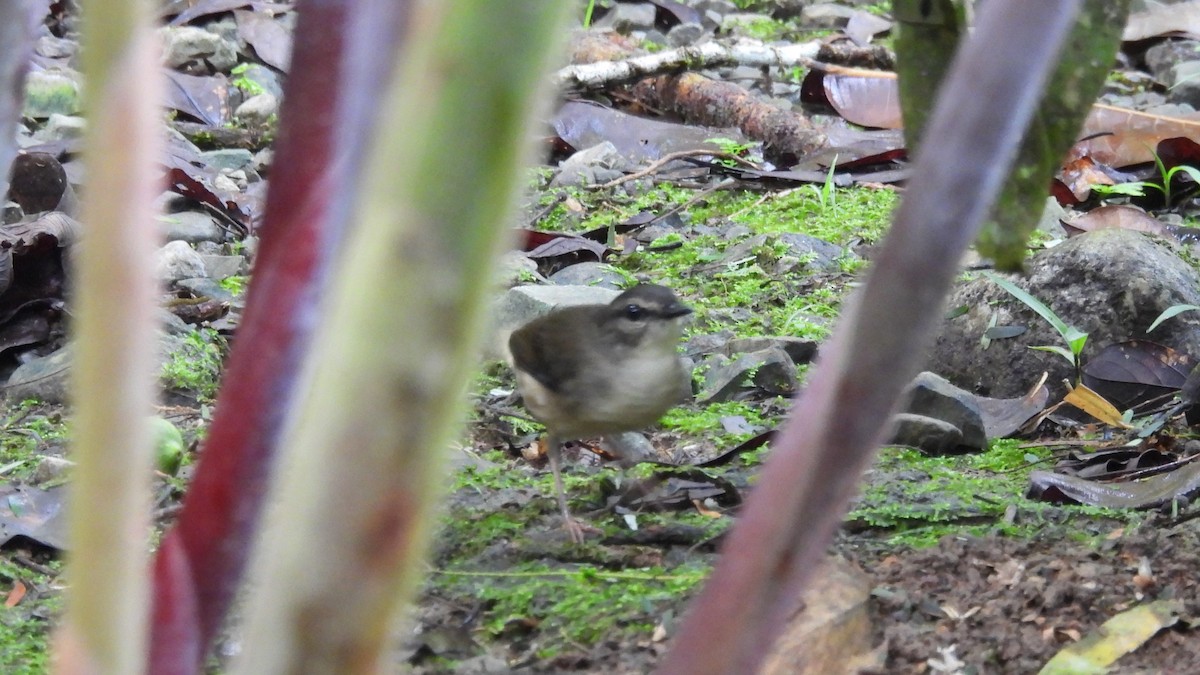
[562,515,602,544]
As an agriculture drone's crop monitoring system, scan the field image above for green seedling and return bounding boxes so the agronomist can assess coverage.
[1148,303,1200,333]
[809,156,839,212]
[1091,153,1200,206]
[984,271,1087,381]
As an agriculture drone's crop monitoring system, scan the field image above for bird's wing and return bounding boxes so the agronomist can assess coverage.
[509,314,583,393]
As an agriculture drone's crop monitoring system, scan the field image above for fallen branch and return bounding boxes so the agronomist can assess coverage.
[553,39,820,91]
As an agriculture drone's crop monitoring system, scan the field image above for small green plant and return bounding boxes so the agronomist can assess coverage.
[219,275,248,295]
[1148,303,1200,332]
[809,157,839,212]
[984,271,1087,380]
[582,0,596,27]
[161,329,225,398]
[229,63,266,97]
[706,137,755,158]
[1091,154,1200,206]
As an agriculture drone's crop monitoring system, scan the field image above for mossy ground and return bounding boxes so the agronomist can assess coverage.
[421,174,1156,668]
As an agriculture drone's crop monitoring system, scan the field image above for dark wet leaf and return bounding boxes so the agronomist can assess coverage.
[1028,461,1200,509]
[0,308,50,354]
[578,210,665,244]
[165,167,251,234]
[982,325,1026,340]
[0,482,67,549]
[967,380,1049,439]
[688,157,855,187]
[163,69,230,126]
[1081,340,1191,412]
[695,429,774,467]
[611,469,741,511]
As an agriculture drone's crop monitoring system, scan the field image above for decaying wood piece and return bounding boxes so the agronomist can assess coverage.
[554,39,821,91]
[628,72,827,159]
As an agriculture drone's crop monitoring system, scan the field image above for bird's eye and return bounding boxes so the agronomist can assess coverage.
[624,304,644,321]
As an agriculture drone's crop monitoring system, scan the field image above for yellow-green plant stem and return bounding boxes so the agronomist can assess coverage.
[64,0,162,672]
[232,2,569,672]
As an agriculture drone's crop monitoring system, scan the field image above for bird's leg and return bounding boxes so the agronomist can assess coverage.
[545,437,593,543]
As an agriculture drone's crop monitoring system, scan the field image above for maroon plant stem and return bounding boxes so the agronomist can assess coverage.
[147,2,409,671]
[658,2,1084,673]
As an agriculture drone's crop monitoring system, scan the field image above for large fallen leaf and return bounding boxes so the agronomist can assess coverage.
[806,67,902,130]
[1038,599,1182,674]
[1080,340,1192,412]
[1074,104,1200,167]
[1063,382,1133,428]
[760,556,884,675]
[1028,460,1200,509]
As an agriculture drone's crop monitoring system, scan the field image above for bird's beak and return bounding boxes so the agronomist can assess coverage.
[663,302,692,319]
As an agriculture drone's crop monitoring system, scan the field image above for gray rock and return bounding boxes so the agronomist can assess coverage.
[1143,39,1200,84]
[36,35,77,60]
[548,262,627,289]
[930,229,1200,400]
[1167,60,1200,108]
[157,241,207,283]
[6,347,71,404]
[200,149,254,172]
[888,413,964,455]
[159,308,192,336]
[683,331,734,357]
[901,371,987,451]
[33,456,74,484]
[552,141,630,188]
[176,277,234,303]
[594,3,658,32]
[495,251,543,287]
[4,202,23,225]
[667,22,706,47]
[751,347,800,396]
[718,232,846,274]
[160,210,225,244]
[34,114,86,143]
[235,93,279,125]
[23,68,82,118]
[604,432,659,465]
[160,26,238,72]
[199,254,245,279]
[253,148,273,173]
[699,347,795,402]
[801,3,859,28]
[723,335,818,364]
[485,284,620,362]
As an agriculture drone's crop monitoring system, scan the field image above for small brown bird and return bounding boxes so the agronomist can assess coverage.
[509,283,693,542]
